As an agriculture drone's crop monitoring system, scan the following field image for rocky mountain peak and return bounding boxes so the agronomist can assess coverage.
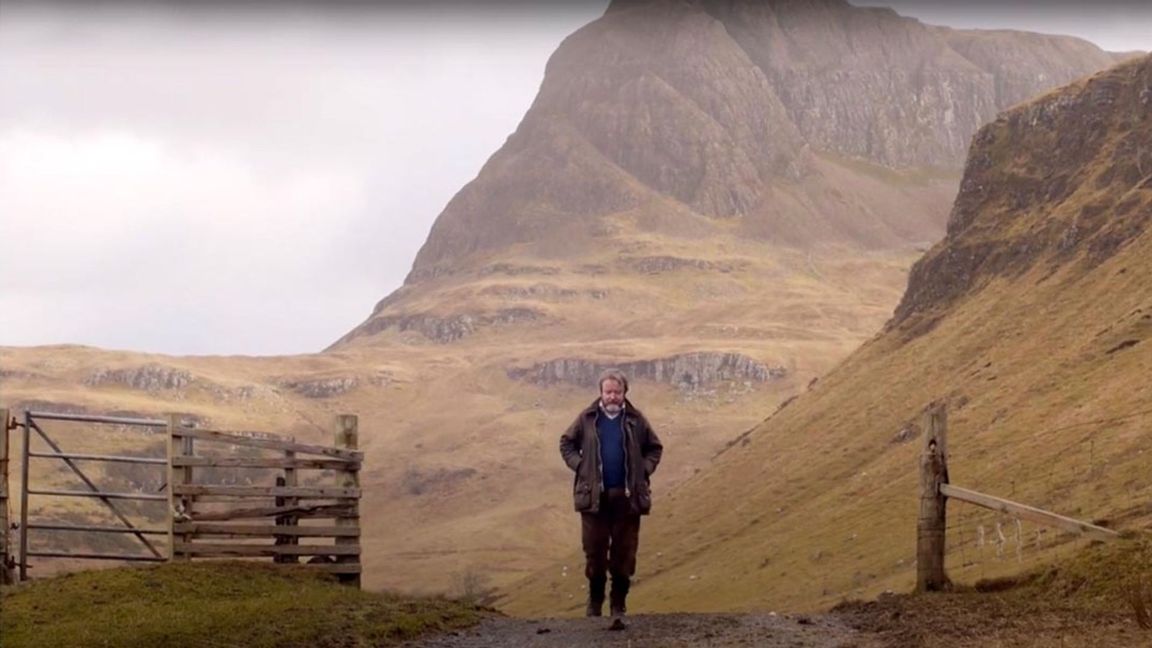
[398,0,1124,286]
[335,1,1130,349]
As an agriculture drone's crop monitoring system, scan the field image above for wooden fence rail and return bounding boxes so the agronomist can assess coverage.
[175,428,362,460]
[189,504,356,521]
[939,484,1119,543]
[916,403,1121,592]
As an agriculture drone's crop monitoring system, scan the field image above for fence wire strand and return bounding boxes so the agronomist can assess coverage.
[937,404,1152,587]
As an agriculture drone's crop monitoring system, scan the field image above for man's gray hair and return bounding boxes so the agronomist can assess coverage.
[598,368,629,393]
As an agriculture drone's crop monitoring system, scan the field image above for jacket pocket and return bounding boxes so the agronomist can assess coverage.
[635,479,652,514]
[573,479,593,511]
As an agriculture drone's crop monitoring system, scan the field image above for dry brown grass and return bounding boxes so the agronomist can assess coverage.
[1124,574,1152,630]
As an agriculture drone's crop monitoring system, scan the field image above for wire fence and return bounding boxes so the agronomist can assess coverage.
[939,405,1152,587]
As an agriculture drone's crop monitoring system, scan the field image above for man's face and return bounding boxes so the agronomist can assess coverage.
[600,379,625,414]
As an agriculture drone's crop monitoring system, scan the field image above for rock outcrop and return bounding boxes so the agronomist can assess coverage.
[623,256,747,274]
[85,365,193,392]
[278,376,360,399]
[508,352,785,392]
[335,308,543,345]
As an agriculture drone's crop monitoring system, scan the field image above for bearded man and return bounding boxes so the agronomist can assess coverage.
[559,368,663,625]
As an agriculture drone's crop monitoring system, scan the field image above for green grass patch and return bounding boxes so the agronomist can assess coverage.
[0,562,488,648]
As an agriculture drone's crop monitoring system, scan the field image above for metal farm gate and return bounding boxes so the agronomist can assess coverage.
[13,410,169,580]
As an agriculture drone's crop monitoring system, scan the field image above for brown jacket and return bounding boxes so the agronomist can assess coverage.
[559,398,664,515]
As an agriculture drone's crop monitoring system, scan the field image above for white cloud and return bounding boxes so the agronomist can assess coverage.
[0,5,606,355]
[0,129,372,354]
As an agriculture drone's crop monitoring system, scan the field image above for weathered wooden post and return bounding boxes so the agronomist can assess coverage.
[335,415,360,587]
[167,414,179,561]
[167,414,194,561]
[273,466,299,564]
[0,408,13,585]
[917,402,950,592]
[18,411,31,580]
[284,450,299,560]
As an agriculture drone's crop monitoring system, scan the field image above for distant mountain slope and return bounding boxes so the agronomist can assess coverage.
[503,52,1152,616]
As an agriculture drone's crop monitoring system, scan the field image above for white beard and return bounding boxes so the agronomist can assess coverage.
[602,402,622,416]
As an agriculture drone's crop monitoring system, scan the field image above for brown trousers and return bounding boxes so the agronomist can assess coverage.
[581,488,641,585]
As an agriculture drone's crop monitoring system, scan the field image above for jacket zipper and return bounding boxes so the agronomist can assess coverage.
[592,412,604,493]
[623,413,631,498]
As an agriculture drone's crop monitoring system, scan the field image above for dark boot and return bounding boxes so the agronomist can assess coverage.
[609,577,629,617]
[586,575,606,617]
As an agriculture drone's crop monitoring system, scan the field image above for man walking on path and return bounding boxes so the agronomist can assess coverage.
[560,369,663,626]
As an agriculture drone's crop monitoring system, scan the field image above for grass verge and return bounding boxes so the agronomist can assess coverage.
[0,561,488,648]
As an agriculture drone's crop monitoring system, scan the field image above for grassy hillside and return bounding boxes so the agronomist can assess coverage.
[0,562,486,648]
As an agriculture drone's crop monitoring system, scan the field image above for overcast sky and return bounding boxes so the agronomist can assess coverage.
[1,1,1149,357]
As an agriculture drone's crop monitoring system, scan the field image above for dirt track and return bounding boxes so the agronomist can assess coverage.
[404,612,865,647]
[406,592,1149,648]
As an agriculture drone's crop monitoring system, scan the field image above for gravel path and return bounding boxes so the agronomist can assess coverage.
[406,612,867,647]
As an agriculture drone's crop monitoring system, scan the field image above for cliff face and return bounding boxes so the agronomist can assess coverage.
[893,53,1152,332]
[396,0,1126,285]
[715,3,1125,170]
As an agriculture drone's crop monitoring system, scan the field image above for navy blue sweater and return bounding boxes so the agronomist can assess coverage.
[597,412,626,489]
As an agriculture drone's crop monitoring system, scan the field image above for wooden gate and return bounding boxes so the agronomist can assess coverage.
[1,408,362,587]
[167,414,362,586]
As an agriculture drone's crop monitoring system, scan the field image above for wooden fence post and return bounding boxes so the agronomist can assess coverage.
[284,450,299,559]
[274,475,286,562]
[917,402,950,592]
[167,414,194,561]
[18,411,30,580]
[0,408,13,585]
[273,464,299,564]
[335,415,360,587]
